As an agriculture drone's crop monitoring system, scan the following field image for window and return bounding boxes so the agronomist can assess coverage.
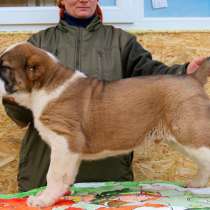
[140,0,210,30]
[0,0,56,7]
[0,0,135,31]
[100,0,134,23]
[100,0,116,7]
[0,0,58,29]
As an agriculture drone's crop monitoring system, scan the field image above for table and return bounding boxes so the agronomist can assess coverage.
[1,181,210,209]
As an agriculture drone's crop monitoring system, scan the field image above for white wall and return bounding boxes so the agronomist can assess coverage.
[0,0,210,32]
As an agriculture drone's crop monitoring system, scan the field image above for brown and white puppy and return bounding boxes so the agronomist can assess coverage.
[0,42,210,207]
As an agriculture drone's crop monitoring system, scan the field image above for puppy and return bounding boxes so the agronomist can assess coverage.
[0,42,210,207]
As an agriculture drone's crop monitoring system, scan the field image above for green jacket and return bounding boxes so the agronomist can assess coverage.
[3,16,187,192]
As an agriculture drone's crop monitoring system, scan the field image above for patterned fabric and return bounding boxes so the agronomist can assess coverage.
[1,181,210,210]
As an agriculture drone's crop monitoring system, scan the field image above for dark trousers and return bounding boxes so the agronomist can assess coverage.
[18,125,134,192]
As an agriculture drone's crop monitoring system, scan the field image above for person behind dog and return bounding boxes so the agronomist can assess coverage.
[2,0,207,192]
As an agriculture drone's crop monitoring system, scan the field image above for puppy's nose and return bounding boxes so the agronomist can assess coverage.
[0,68,9,81]
[5,83,16,93]
[0,59,5,76]
[0,65,3,78]
[0,59,2,68]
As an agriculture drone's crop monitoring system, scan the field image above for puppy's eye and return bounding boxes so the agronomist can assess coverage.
[0,65,11,70]
[0,61,12,70]
[26,65,35,71]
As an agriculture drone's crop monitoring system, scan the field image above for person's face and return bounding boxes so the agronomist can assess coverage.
[61,0,98,19]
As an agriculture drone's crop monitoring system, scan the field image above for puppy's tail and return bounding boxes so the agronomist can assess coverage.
[191,57,210,86]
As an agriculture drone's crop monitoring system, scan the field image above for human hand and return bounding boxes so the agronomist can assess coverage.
[186,57,207,75]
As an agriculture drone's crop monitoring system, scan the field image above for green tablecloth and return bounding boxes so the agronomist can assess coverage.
[1,181,210,209]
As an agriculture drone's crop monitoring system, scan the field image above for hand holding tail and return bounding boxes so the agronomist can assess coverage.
[189,57,210,85]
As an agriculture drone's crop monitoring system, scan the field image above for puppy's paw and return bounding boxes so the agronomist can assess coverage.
[187,177,208,188]
[27,194,55,207]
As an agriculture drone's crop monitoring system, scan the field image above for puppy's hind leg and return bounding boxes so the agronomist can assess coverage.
[185,147,210,188]
[183,120,210,187]
[168,98,210,188]
[27,139,81,208]
[171,121,210,187]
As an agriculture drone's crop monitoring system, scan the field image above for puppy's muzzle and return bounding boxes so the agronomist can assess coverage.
[0,66,16,94]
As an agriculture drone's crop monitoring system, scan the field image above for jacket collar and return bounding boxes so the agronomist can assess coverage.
[57,15,102,32]
[63,12,96,28]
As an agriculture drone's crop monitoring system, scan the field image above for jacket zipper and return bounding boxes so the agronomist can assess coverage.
[97,50,103,80]
[75,28,81,70]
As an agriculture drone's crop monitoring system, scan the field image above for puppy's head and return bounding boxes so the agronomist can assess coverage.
[0,42,57,96]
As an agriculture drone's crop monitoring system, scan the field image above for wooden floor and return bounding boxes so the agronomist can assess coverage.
[0,31,210,193]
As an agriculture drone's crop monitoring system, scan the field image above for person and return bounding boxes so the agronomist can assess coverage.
[2,0,206,192]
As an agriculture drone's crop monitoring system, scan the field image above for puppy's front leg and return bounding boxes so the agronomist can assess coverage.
[27,142,81,207]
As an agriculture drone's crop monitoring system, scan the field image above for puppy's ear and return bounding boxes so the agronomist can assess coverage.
[26,54,45,81]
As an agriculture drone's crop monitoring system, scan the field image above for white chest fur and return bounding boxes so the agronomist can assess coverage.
[11,71,86,146]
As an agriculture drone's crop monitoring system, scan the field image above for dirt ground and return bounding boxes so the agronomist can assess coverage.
[0,31,210,193]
